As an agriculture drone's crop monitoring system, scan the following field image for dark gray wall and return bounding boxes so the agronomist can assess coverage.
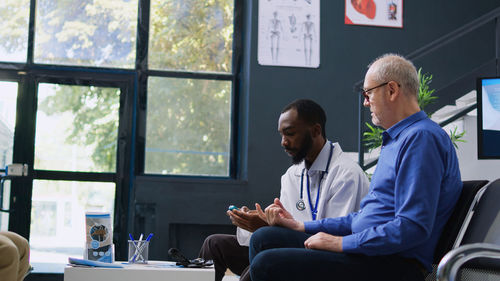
[133,0,500,260]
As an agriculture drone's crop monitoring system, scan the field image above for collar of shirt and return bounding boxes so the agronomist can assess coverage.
[306,140,334,176]
[292,141,343,177]
[382,111,427,145]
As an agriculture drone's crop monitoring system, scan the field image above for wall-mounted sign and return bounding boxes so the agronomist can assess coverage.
[345,0,403,28]
[258,0,320,68]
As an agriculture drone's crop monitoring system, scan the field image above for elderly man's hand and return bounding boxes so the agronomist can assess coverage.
[264,198,304,232]
[304,232,343,252]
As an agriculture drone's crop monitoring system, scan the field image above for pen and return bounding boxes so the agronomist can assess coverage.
[128,233,135,241]
[134,233,154,262]
[131,234,142,262]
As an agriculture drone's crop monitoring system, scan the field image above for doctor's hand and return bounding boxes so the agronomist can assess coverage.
[265,198,304,232]
[304,232,343,252]
[227,205,268,232]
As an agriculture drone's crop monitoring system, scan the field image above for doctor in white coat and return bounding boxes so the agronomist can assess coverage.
[199,99,369,281]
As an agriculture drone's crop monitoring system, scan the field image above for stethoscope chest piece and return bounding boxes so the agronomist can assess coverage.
[296,199,306,211]
[296,142,334,219]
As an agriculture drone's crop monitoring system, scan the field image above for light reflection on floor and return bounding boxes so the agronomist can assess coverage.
[30,248,82,273]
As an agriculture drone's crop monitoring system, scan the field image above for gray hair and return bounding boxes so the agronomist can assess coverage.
[368,53,419,99]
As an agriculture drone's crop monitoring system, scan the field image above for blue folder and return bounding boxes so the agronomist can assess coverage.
[68,257,124,268]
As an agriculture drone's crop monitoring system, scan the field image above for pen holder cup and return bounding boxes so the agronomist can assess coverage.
[128,240,149,264]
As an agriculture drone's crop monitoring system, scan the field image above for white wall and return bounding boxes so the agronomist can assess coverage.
[345,112,500,182]
[450,113,500,181]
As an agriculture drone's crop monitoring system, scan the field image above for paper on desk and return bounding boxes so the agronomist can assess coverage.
[69,257,123,268]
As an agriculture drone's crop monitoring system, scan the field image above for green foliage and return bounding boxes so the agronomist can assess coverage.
[362,122,383,152]
[449,126,466,149]
[34,0,138,67]
[3,0,235,175]
[38,85,120,172]
[418,68,438,115]
[145,78,231,176]
[0,0,30,57]
[149,0,234,72]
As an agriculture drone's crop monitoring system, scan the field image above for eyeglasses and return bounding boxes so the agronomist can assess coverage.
[360,82,389,101]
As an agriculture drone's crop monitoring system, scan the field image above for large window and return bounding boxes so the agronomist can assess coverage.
[0,81,17,168]
[35,84,120,173]
[148,0,233,73]
[34,0,138,67]
[30,180,115,269]
[0,0,30,62]
[145,0,235,176]
[0,81,18,229]
[145,77,231,176]
[0,0,239,273]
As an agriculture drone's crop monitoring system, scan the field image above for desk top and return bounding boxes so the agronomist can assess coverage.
[64,261,215,281]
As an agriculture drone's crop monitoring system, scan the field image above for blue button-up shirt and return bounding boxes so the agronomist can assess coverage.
[304,111,462,271]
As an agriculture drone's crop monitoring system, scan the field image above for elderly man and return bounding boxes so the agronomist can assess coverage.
[249,54,462,281]
[0,231,30,281]
[199,99,369,281]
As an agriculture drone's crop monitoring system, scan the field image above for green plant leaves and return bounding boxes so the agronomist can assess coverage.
[362,67,464,153]
[418,68,438,116]
[363,122,383,151]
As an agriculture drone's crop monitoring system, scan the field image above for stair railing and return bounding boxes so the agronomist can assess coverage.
[357,7,500,171]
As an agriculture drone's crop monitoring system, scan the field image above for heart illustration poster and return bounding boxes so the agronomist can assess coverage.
[345,0,403,28]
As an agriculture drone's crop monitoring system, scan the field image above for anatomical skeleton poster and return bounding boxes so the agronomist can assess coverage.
[258,0,320,68]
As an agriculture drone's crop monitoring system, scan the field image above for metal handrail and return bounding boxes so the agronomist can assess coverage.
[406,7,500,61]
[353,6,500,91]
[437,103,477,128]
[359,102,477,171]
[437,243,500,281]
[357,7,500,170]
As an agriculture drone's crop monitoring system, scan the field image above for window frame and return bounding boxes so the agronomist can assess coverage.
[135,0,242,179]
[0,0,243,264]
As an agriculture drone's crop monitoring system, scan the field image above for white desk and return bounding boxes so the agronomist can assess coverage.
[64,261,215,281]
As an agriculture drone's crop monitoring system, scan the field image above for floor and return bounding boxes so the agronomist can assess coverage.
[222,276,239,281]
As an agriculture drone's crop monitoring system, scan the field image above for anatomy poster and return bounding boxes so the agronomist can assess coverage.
[258,0,320,68]
[345,0,403,28]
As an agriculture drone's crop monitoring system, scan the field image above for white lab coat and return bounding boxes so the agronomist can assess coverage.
[236,141,370,246]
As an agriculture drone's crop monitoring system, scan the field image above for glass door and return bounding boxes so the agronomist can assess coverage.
[28,81,123,273]
[0,80,19,229]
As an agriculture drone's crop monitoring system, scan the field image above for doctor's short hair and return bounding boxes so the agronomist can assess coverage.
[281,99,327,138]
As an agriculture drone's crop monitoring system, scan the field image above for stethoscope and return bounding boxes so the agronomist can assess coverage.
[296,142,334,221]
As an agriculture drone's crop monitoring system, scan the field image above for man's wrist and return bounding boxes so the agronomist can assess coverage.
[293,221,305,232]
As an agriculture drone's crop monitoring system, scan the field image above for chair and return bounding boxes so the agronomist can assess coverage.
[437,243,500,281]
[425,180,489,280]
[433,180,489,263]
[437,178,500,281]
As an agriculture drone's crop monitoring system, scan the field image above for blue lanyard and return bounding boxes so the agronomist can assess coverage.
[299,142,334,220]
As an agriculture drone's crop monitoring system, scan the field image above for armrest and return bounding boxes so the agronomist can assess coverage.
[437,243,500,281]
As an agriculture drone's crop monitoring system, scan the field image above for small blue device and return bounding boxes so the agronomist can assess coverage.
[228,205,239,211]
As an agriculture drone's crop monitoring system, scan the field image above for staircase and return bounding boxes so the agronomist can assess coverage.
[360,90,500,179]
[431,90,476,124]
[357,6,500,171]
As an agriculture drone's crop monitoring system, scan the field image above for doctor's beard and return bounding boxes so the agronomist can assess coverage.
[291,132,313,165]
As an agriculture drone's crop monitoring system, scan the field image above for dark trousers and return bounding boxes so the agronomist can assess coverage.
[199,234,251,281]
[249,226,425,281]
